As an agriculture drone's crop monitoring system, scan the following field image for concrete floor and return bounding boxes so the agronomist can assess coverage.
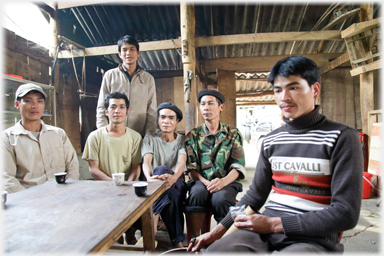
[104,142,381,255]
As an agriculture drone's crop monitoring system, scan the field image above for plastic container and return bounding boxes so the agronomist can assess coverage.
[362,172,374,199]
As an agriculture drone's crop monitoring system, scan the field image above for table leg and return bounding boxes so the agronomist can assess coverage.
[141,205,155,252]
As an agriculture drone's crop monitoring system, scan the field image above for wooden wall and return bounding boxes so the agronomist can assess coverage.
[321,67,362,130]
[4,29,81,153]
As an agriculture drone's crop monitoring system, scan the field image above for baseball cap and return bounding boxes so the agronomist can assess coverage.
[15,83,48,100]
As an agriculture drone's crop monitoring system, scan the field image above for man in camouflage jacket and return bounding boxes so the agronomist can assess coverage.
[184,89,246,239]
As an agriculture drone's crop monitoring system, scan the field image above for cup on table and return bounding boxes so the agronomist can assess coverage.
[133,182,148,196]
[54,172,67,184]
[112,173,125,186]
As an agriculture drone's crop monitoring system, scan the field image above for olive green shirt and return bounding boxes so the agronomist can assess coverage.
[185,122,245,181]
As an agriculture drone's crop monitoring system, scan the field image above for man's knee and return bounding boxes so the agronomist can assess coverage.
[153,165,173,175]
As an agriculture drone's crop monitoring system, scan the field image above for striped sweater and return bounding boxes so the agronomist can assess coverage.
[221,106,363,239]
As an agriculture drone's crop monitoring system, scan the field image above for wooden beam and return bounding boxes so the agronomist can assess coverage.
[236,91,274,98]
[58,39,181,58]
[55,2,108,9]
[341,18,381,38]
[237,78,268,82]
[350,59,381,76]
[196,31,342,47]
[181,3,196,133]
[321,52,350,74]
[204,53,343,73]
[58,30,342,59]
[34,2,56,17]
[359,3,375,135]
[236,101,276,106]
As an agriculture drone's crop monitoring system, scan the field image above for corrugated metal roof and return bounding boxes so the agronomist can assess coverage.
[56,2,380,104]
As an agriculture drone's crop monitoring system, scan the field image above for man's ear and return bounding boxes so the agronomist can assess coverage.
[312,82,321,99]
[220,103,225,112]
[126,109,129,115]
[15,101,20,110]
[105,109,108,115]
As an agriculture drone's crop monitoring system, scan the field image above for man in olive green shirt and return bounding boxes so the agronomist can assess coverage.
[184,89,246,238]
[83,91,142,181]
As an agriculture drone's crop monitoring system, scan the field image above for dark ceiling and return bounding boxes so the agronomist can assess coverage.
[56,3,380,72]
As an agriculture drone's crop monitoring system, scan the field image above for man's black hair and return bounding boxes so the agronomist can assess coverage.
[267,56,321,87]
[104,92,130,110]
[16,90,46,102]
[117,35,140,53]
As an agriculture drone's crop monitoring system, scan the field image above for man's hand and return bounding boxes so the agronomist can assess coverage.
[206,178,226,193]
[187,223,227,252]
[158,174,177,190]
[147,175,161,182]
[234,214,283,234]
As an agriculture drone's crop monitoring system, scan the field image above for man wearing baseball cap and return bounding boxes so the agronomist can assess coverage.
[140,102,187,248]
[3,83,79,193]
[184,89,246,239]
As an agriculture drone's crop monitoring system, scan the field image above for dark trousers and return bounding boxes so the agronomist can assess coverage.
[205,229,342,253]
[134,166,186,247]
[185,180,242,222]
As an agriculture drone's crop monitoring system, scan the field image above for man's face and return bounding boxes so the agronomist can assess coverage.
[118,42,140,66]
[158,108,179,134]
[273,75,320,120]
[15,92,45,122]
[105,98,129,124]
[199,95,224,122]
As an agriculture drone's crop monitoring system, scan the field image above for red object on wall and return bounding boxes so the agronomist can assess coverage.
[359,132,369,172]
[5,74,23,79]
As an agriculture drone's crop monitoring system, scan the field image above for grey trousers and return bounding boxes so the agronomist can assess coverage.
[204,229,342,254]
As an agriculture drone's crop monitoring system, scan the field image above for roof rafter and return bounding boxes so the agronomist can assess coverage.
[58,30,342,58]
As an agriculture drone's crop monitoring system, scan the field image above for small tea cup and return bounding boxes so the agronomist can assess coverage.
[133,182,148,196]
[54,172,67,184]
[112,173,125,186]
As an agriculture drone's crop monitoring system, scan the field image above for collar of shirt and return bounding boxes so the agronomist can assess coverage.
[202,121,227,138]
[120,64,143,77]
[11,120,52,135]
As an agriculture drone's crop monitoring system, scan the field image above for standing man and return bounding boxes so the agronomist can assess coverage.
[3,83,79,193]
[83,92,142,182]
[141,102,187,248]
[96,35,157,138]
[184,89,246,239]
[188,56,363,253]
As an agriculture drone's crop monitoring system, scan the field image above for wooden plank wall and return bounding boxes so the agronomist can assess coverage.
[321,68,362,130]
[4,29,81,153]
[3,30,51,84]
[217,70,236,128]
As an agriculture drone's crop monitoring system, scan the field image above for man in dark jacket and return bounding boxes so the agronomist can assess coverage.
[188,56,363,253]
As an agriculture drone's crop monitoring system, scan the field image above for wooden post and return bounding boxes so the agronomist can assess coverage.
[181,3,196,133]
[217,70,236,127]
[49,3,81,152]
[359,3,375,135]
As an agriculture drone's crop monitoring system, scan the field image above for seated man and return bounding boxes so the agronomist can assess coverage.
[188,56,363,254]
[3,83,79,193]
[82,91,142,182]
[141,102,187,248]
[184,89,246,238]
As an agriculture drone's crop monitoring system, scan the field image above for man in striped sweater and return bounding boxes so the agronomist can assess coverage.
[187,56,363,253]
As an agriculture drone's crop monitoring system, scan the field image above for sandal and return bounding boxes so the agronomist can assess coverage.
[157,219,167,231]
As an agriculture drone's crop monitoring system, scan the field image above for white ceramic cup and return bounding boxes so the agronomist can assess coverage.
[112,173,125,185]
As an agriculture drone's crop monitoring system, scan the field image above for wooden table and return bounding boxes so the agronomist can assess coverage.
[3,180,166,254]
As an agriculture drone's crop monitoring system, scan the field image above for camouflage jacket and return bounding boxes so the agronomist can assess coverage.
[185,122,246,181]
